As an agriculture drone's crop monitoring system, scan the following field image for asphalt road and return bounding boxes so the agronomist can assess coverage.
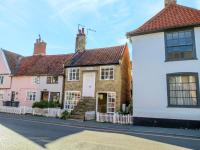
[0,113,200,150]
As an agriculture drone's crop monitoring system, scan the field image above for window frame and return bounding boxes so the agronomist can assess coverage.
[166,72,200,108]
[67,68,80,81]
[33,76,40,84]
[100,66,114,80]
[0,90,4,101]
[64,91,81,112]
[0,76,4,85]
[164,28,197,62]
[106,92,116,114]
[46,76,59,84]
[26,91,37,101]
[49,92,60,102]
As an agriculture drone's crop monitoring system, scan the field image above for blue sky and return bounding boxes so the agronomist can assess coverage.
[0,0,199,56]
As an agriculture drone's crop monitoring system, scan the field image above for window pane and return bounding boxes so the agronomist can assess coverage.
[65,91,81,112]
[168,74,198,106]
[166,30,194,60]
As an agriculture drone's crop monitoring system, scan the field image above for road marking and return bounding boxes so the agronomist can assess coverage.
[0,114,199,141]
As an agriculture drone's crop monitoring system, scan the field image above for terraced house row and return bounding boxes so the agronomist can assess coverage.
[0,28,132,118]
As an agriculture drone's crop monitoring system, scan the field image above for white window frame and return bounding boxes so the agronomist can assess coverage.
[64,91,81,112]
[107,92,116,114]
[67,68,80,81]
[100,66,114,80]
[0,76,4,85]
[0,90,4,101]
[96,91,116,114]
[33,76,40,84]
[26,91,37,101]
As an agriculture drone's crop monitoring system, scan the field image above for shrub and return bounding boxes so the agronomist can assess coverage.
[32,100,61,108]
[60,110,71,119]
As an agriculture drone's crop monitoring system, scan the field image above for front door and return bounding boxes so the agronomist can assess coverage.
[82,72,96,97]
[41,91,49,101]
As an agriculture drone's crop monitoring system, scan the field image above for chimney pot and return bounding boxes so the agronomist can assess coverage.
[82,28,85,34]
[165,0,177,7]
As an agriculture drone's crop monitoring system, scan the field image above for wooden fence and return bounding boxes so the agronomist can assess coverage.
[96,112,133,125]
[0,106,63,117]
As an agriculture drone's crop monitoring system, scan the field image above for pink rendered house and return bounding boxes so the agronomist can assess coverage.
[0,36,72,107]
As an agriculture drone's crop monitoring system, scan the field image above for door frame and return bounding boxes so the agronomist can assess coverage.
[96,91,116,114]
[82,72,96,97]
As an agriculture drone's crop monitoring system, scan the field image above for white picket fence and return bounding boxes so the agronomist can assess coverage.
[0,106,64,117]
[96,112,133,125]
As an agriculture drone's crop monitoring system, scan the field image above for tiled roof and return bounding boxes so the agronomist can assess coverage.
[127,4,200,37]
[2,50,23,74]
[3,44,125,76]
[15,54,73,76]
[66,45,126,67]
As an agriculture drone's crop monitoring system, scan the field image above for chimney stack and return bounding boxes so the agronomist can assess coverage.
[75,28,86,52]
[165,0,177,7]
[33,35,47,56]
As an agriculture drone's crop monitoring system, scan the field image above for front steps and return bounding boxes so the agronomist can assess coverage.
[70,97,96,120]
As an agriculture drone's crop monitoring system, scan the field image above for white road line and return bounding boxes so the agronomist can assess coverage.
[0,115,200,141]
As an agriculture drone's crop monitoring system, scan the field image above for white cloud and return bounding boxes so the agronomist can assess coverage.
[47,0,119,23]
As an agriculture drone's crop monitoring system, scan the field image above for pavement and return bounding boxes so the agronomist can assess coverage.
[0,112,200,150]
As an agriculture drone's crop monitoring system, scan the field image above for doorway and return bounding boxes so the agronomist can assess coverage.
[41,91,49,101]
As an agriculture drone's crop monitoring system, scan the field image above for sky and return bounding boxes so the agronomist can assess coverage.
[0,0,199,57]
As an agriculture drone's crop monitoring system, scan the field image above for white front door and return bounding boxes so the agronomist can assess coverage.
[82,72,96,97]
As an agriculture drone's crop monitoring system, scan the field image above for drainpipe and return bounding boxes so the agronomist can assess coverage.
[61,64,66,109]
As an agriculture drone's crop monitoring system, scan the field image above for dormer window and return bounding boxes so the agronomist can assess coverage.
[165,29,196,61]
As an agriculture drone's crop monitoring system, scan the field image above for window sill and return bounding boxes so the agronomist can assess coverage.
[67,80,80,82]
[165,57,198,62]
[167,105,200,108]
[46,83,59,84]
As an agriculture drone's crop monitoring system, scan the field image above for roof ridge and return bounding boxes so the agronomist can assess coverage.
[2,49,23,57]
[127,4,200,37]
[86,44,126,51]
[175,3,200,12]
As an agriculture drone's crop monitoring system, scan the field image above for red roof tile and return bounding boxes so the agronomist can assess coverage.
[66,45,126,67]
[15,54,73,76]
[4,44,125,76]
[127,4,200,37]
[3,50,23,74]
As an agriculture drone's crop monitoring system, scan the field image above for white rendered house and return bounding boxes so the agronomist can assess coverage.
[127,0,200,128]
